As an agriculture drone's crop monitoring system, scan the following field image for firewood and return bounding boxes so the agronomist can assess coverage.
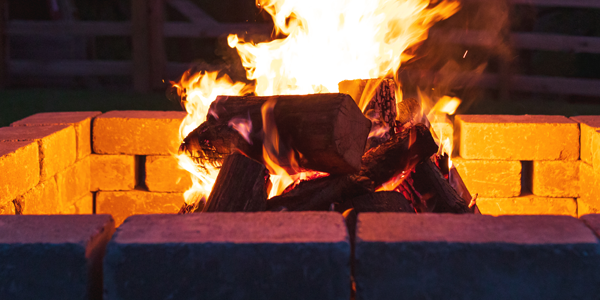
[350,191,415,213]
[180,93,372,174]
[411,159,473,213]
[266,124,437,211]
[203,153,269,212]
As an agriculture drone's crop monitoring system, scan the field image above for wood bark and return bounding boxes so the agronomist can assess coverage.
[203,153,269,212]
[180,93,372,174]
[411,159,473,213]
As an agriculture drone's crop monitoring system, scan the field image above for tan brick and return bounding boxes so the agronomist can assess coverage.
[18,178,60,215]
[11,111,102,160]
[532,160,580,198]
[452,157,521,197]
[56,156,91,211]
[90,155,136,191]
[0,200,15,215]
[0,141,40,203]
[578,162,600,216]
[61,193,94,214]
[0,125,76,180]
[570,116,600,165]
[96,190,183,226]
[477,195,577,217]
[456,115,579,160]
[145,156,193,192]
[593,130,600,174]
[93,111,186,155]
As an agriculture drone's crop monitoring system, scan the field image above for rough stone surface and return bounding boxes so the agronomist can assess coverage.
[92,111,185,155]
[355,213,600,300]
[96,190,183,226]
[578,162,600,216]
[476,195,577,217]
[56,156,91,211]
[593,130,600,174]
[532,160,580,197]
[570,116,600,165]
[66,193,94,214]
[17,178,60,215]
[0,215,115,300]
[452,157,521,197]
[456,115,579,160]
[0,141,40,204]
[581,214,600,238]
[90,155,136,191]
[11,111,101,160]
[104,212,350,300]
[145,155,192,192]
[0,201,15,215]
[0,125,77,180]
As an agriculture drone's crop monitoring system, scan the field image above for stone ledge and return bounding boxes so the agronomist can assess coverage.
[355,213,600,300]
[92,111,185,155]
[104,212,350,300]
[0,215,115,300]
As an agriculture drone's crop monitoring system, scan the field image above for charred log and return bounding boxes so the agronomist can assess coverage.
[203,153,269,212]
[180,93,372,174]
[350,191,415,213]
[411,159,473,213]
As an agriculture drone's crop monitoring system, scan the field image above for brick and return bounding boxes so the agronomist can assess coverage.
[145,155,193,192]
[532,160,579,197]
[578,162,600,216]
[0,215,115,300]
[476,195,577,217]
[17,178,60,215]
[0,141,40,203]
[96,190,183,226]
[570,116,600,165]
[104,212,350,300]
[56,156,90,212]
[355,213,600,300]
[457,115,579,160]
[0,201,15,215]
[593,130,600,174]
[92,111,185,155]
[452,157,521,197]
[0,125,76,180]
[63,193,94,215]
[90,155,136,191]
[11,111,102,160]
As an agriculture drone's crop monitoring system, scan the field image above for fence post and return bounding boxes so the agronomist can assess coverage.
[148,0,166,90]
[132,0,166,93]
[0,0,8,88]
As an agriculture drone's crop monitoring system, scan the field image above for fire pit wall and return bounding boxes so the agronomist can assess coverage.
[1,112,599,222]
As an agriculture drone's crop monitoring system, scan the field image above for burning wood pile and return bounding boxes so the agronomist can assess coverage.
[178,79,477,216]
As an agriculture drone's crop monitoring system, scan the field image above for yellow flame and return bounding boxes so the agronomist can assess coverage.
[432,95,461,115]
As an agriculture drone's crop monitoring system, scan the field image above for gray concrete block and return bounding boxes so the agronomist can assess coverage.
[581,214,600,237]
[355,213,600,300]
[104,212,350,300]
[0,215,115,300]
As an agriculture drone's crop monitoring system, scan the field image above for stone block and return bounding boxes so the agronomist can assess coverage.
[63,193,94,215]
[104,212,350,300]
[0,215,115,300]
[0,125,76,180]
[456,115,579,160]
[355,213,600,300]
[90,155,136,191]
[532,160,580,197]
[581,214,600,237]
[11,111,102,160]
[0,201,15,215]
[593,130,600,174]
[570,116,600,165]
[92,111,186,155]
[17,178,60,215]
[452,157,521,197]
[0,141,40,204]
[145,155,192,192]
[56,156,91,211]
[578,162,600,216]
[476,195,577,217]
[96,190,183,226]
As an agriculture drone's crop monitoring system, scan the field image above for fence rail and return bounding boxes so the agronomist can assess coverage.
[1,0,599,96]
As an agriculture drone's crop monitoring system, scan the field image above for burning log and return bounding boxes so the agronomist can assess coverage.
[411,159,472,214]
[266,124,437,211]
[203,153,269,212]
[180,93,372,174]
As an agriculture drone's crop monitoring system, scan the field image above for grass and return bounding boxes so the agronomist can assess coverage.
[1,88,600,128]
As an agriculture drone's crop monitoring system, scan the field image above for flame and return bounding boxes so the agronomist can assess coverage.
[230,0,460,96]
[172,71,252,204]
[228,114,253,144]
[432,95,461,115]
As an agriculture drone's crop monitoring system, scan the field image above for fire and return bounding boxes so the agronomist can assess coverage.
[174,0,461,204]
